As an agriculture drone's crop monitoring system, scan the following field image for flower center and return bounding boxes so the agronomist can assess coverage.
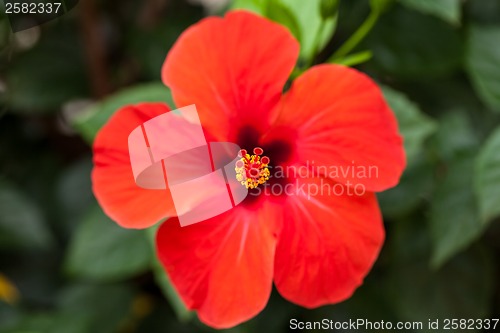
[235,147,270,189]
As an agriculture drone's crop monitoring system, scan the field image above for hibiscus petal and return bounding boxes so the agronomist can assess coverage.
[271,64,406,192]
[156,200,282,328]
[273,177,384,308]
[92,103,177,229]
[162,11,300,141]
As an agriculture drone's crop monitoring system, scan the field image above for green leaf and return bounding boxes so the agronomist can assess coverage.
[391,249,494,328]
[0,285,136,333]
[231,0,265,12]
[232,0,337,61]
[475,126,500,222]
[378,157,434,219]
[50,284,136,333]
[146,225,193,322]
[0,184,53,250]
[428,111,481,266]
[365,6,463,79]
[382,86,437,164]
[399,0,461,25]
[377,86,438,219]
[65,205,151,281]
[387,221,494,329]
[429,152,485,267]
[0,302,20,331]
[72,83,174,143]
[430,111,479,161]
[0,312,55,333]
[466,25,500,112]
[264,0,302,43]
[55,158,93,236]
[466,0,500,26]
[281,0,337,60]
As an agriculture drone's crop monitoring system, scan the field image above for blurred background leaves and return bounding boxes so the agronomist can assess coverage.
[72,83,174,143]
[399,0,461,25]
[1,0,500,332]
[64,205,151,281]
[467,25,500,112]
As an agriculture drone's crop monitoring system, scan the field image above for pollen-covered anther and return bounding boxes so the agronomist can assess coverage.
[235,147,270,189]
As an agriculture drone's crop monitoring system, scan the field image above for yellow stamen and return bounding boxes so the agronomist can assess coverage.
[235,148,270,189]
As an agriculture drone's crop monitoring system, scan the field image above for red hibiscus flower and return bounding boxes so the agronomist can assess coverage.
[92,11,405,329]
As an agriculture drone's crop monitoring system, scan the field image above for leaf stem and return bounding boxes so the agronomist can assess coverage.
[329,9,380,62]
[334,50,373,67]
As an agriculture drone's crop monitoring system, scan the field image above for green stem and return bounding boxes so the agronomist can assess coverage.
[335,50,373,67]
[329,9,380,62]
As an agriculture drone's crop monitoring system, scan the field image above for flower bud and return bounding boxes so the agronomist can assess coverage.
[320,0,339,20]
